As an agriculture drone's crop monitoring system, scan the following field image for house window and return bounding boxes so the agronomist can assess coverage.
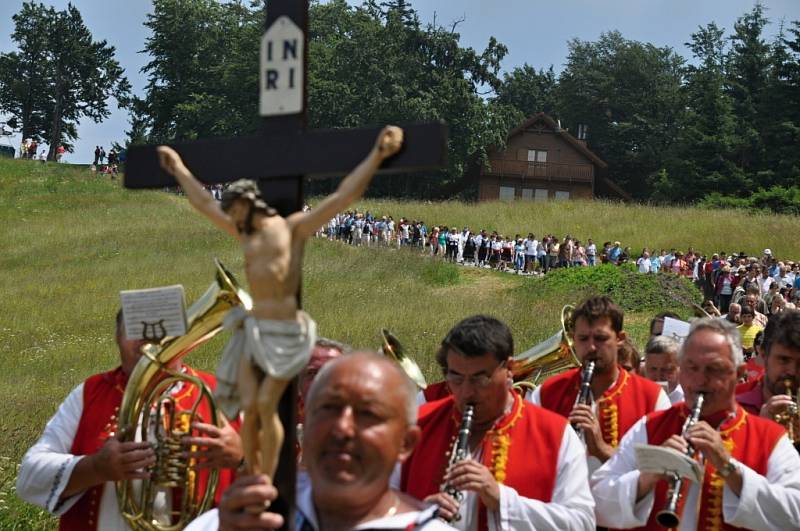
[499,186,516,200]
[521,188,533,200]
[534,189,549,202]
[555,190,570,201]
[527,149,548,163]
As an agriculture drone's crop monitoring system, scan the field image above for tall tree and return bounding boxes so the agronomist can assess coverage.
[726,3,772,177]
[0,3,54,144]
[652,23,745,201]
[139,0,261,143]
[556,31,686,198]
[0,2,129,159]
[493,64,557,118]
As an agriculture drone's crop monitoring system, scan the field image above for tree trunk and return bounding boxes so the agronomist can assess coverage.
[47,75,63,161]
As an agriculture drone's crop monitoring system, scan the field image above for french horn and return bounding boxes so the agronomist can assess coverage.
[116,259,251,531]
[380,328,428,390]
[512,305,580,392]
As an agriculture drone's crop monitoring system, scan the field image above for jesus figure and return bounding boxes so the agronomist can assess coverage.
[156,126,404,477]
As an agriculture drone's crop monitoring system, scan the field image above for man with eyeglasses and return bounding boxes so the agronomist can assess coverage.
[529,296,670,475]
[399,315,595,530]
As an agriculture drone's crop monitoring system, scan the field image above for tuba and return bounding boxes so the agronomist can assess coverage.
[116,259,251,531]
[512,305,580,393]
[380,328,428,390]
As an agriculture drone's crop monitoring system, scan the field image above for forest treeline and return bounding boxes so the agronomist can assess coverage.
[2,1,798,210]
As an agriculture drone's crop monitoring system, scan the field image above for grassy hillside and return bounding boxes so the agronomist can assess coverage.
[0,158,792,528]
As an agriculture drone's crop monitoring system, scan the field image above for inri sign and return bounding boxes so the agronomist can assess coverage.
[260,16,304,116]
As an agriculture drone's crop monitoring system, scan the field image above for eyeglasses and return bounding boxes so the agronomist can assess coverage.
[445,361,506,388]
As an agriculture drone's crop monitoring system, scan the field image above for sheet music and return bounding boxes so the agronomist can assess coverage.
[662,317,691,345]
[634,444,703,484]
[120,285,187,340]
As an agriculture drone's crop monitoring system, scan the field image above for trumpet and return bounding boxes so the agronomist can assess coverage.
[572,360,596,442]
[774,379,799,443]
[440,404,475,522]
[656,392,705,528]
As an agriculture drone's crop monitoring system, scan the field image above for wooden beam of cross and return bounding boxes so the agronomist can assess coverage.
[124,1,447,529]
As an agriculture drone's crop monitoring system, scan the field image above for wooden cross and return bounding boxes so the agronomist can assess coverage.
[124,1,447,528]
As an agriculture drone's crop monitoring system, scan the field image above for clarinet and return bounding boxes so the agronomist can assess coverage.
[573,360,596,441]
[441,404,475,522]
[656,392,705,528]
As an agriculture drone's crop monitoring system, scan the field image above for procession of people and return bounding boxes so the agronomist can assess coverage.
[14,122,800,531]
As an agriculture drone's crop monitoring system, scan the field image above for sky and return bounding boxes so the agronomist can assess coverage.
[1,0,799,164]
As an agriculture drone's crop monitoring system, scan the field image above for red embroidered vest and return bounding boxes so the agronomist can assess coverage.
[539,367,662,447]
[401,393,566,531]
[59,366,234,531]
[422,381,451,403]
[637,404,785,531]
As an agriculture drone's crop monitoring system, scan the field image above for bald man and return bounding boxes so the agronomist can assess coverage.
[187,352,453,530]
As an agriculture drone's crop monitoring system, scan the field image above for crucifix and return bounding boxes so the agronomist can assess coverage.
[124,1,447,528]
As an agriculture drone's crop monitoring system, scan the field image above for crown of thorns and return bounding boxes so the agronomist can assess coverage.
[220,179,275,215]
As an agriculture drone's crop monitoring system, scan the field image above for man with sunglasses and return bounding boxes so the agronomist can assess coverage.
[400,315,595,530]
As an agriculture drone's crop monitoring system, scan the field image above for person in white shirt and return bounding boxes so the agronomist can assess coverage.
[591,318,800,530]
[187,352,454,531]
[637,250,653,274]
[643,335,684,404]
[585,239,597,267]
[524,233,538,273]
[401,315,595,531]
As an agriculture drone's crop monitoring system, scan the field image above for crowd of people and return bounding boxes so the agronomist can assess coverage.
[17,295,800,530]
[18,138,65,162]
[90,145,124,177]
[318,211,800,297]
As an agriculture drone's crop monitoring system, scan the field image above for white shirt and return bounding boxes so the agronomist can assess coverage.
[591,415,800,530]
[187,477,455,531]
[392,426,595,531]
[667,383,685,405]
[16,383,134,530]
[758,275,775,296]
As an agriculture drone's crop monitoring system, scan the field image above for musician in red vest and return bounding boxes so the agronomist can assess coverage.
[529,296,670,474]
[17,310,242,530]
[400,315,595,530]
[591,318,800,529]
[736,310,800,423]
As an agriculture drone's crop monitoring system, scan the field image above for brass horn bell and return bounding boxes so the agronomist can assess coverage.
[380,328,428,390]
[116,259,251,531]
[511,305,580,393]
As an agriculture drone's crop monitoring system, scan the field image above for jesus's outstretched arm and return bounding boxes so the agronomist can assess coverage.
[290,126,403,239]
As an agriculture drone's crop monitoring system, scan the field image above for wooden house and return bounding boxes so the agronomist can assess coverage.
[477,113,628,201]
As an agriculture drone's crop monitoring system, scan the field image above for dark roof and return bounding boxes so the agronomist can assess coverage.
[508,113,608,169]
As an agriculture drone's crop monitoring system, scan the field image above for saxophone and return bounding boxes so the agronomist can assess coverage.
[440,404,475,522]
[656,392,705,528]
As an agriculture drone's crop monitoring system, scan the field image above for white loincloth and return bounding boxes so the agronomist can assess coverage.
[215,306,316,419]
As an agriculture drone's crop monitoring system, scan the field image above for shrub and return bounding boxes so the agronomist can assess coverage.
[527,264,702,312]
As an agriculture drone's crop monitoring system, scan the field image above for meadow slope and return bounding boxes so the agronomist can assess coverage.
[0,158,794,527]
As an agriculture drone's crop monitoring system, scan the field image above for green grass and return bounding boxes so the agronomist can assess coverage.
[0,158,791,528]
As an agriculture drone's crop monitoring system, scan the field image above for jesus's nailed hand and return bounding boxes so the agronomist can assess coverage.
[376,125,404,159]
[156,145,188,177]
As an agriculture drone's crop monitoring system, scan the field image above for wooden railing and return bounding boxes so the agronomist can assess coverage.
[484,160,594,182]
